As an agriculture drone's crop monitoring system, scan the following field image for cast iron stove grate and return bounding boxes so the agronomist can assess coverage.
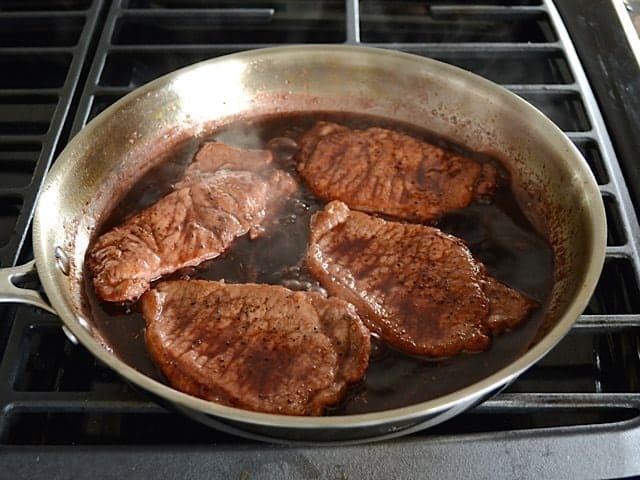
[0,1,639,478]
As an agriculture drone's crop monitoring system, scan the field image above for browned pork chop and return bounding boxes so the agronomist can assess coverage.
[179,142,274,184]
[306,201,537,357]
[483,276,539,334]
[88,143,297,303]
[141,280,371,416]
[296,121,498,222]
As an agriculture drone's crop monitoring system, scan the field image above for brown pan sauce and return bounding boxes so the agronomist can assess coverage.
[85,112,554,415]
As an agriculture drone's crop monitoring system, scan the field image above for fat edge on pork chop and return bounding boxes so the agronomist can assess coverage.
[140,280,371,416]
[306,201,538,358]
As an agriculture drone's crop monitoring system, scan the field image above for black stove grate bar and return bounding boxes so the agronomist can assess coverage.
[0,89,68,96]
[102,42,564,51]
[0,10,89,18]
[345,0,359,42]
[428,5,548,15]
[0,46,86,53]
[116,9,292,25]
[0,1,104,269]
[576,315,640,330]
[540,4,640,282]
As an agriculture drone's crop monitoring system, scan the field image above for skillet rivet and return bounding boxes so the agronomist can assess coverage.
[54,246,70,276]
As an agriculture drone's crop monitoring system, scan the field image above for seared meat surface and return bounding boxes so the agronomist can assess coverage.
[88,143,297,303]
[296,121,498,222]
[483,276,539,334]
[307,201,537,357]
[178,142,274,184]
[141,280,371,415]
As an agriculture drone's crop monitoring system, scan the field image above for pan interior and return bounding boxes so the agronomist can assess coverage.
[32,46,605,426]
[82,110,554,414]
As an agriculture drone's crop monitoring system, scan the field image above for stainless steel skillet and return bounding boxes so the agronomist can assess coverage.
[0,46,606,443]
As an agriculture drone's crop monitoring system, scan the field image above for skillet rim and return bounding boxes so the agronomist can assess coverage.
[32,45,606,432]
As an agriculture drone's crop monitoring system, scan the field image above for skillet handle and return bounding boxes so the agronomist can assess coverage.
[0,260,56,314]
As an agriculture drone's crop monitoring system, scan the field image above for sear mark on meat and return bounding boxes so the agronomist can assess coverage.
[88,143,297,303]
[141,280,371,416]
[296,121,498,222]
[306,201,537,358]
